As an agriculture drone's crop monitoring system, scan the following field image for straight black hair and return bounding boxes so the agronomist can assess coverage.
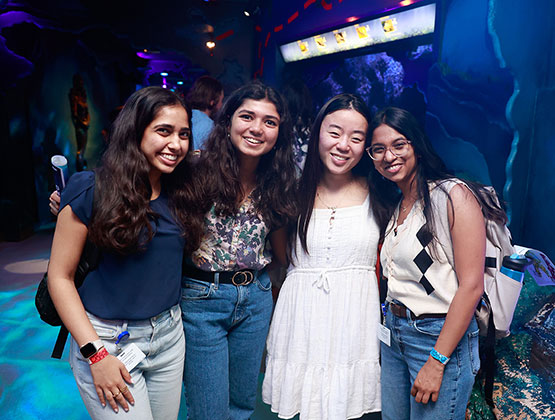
[296,93,372,254]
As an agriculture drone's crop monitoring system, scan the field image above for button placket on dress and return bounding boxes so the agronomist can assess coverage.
[326,207,335,263]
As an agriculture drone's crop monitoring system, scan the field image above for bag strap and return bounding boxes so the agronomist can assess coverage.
[51,326,69,359]
[483,295,497,411]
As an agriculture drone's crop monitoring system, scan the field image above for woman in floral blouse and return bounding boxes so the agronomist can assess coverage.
[181,81,297,420]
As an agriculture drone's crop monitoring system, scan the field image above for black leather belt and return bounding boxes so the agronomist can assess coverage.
[388,302,447,320]
[183,264,257,286]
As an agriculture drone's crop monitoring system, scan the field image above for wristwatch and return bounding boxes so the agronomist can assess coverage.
[80,339,104,358]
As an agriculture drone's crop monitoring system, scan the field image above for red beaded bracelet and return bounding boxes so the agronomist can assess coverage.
[88,347,108,365]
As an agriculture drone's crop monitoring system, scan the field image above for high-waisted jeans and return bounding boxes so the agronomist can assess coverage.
[180,271,273,420]
[380,303,480,420]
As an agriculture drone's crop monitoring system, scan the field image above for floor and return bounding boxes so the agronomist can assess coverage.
[0,230,283,420]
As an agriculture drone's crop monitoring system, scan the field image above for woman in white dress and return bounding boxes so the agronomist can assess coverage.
[263,94,381,420]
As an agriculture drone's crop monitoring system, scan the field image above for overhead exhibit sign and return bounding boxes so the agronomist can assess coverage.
[280,3,436,63]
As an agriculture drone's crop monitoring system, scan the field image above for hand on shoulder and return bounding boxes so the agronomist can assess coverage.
[49,191,61,216]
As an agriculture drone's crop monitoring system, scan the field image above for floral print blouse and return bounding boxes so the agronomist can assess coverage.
[191,196,272,271]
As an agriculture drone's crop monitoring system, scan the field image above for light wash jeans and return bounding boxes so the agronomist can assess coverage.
[69,304,185,420]
[180,271,273,420]
[380,302,480,420]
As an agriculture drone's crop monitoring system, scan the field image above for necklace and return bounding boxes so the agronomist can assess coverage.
[316,178,358,227]
[316,191,337,227]
[316,191,337,210]
[400,197,416,213]
[395,197,417,235]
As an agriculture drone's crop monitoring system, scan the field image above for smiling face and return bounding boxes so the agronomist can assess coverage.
[371,123,417,191]
[318,108,368,178]
[140,104,190,181]
[228,98,280,165]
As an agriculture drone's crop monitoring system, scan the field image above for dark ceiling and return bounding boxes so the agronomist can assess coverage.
[4,0,256,50]
[1,0,264,86]
[4,0,415,53]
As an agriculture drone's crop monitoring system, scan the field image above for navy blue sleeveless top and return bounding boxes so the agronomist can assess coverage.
[60,171,185,320]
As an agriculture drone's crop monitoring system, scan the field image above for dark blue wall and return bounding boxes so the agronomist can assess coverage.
[427,0,555,259]
[426,0,513,192]
[490,0,555,260]
[0,12,139,236]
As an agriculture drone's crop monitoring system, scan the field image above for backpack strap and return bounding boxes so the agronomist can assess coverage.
[482,295,497,411]
[50,170,100,359]
[485,257,497,269]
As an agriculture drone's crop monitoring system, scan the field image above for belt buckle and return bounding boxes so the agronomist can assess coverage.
[231,270,254,286]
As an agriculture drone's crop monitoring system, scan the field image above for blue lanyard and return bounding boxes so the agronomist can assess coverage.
[115,331,130,353]
[115,331,130,345]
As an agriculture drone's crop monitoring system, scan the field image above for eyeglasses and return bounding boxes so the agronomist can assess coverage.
[366,139,411,161]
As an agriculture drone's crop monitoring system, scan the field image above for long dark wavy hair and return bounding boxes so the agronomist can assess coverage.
[367,107,507,244]
[297,93,373,254]
[88,86,205,255]
[195,81,297,229]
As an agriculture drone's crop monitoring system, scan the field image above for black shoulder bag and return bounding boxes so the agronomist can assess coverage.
[35,171,100,359]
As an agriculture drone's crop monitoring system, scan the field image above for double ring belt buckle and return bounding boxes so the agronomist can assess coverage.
[231,270,254,286]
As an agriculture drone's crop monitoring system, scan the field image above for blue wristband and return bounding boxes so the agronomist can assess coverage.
[430,348,450,365]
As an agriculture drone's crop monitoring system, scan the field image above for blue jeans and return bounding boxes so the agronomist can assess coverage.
[180,271,273,420]
[69,304,185,420]
[380,303,480,420]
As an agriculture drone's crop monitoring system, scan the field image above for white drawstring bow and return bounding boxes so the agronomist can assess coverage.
[312,270,331,293]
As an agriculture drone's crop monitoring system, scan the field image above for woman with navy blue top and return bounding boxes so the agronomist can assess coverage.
[47,86,204,420]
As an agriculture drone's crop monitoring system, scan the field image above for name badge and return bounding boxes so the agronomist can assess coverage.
[378,324,391,347]
[116,343,146,372]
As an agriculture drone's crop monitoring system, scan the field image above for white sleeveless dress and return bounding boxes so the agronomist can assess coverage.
[262,196,381,419]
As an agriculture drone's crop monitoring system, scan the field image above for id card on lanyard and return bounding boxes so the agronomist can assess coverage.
[114,330,146,372]
[378,303,391,347]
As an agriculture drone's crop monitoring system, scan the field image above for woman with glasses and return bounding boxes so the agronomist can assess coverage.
[367,107,506,420]
[263,94,381,420]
